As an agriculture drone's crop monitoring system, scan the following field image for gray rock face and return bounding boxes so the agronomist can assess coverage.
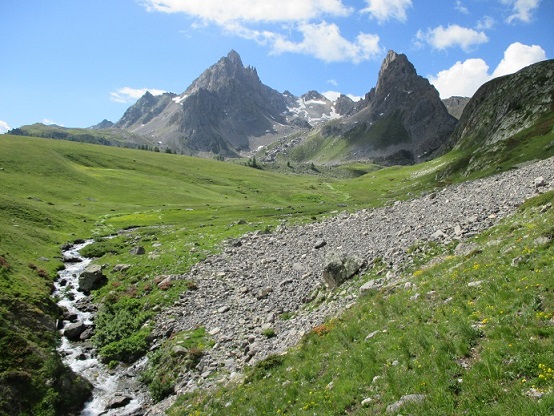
[293,50,459,165]
[115,50,306,157]
[78,264,107,293]
[445,59,554,151]
[350,50,458,164]
[442,96,470,120]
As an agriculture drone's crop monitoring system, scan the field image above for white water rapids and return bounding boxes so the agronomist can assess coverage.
[54,241,148,415]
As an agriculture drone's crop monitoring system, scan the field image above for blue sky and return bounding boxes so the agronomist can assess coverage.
[0,0,552,133]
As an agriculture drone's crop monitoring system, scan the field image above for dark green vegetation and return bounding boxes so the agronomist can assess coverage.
[173,192,554,416]
[0,120,552,414]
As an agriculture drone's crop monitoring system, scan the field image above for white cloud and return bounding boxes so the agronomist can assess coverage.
[141,1,383,64]
[502,0,541,23]
[492,42,546,77]
[322,91,363,102]
[429,42,546,98]
[327,79,338,87]
[455,1,469,14]
[110,87,166,103]
[42,118,64,126]
[267,21,383,63]
[0,120,10,133]
[429,59,491,98]
[361,0,412,23]
[140,0,352,24]
[416,24,488,52]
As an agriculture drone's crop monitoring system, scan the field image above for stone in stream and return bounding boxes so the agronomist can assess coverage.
[64,322,87,341]
[78,264,107,293]
[106,394,132,409]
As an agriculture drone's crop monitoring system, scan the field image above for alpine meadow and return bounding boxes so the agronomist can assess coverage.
[1,37,554,416]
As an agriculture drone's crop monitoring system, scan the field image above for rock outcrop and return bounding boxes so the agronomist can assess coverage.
[345,50,458,163]
[442,96,470,119]
[289,50,458,165]
[445,59,554,150]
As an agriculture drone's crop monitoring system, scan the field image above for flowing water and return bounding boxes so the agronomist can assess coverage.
[54,241,148,415]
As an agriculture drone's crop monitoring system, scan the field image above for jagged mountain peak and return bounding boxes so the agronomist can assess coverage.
[226,49,242,66]
[302,90,329,102]
[376,50,417,93]
[184,50,260,95]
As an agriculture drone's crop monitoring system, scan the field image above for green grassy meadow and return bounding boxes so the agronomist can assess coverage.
[0,130,552,415]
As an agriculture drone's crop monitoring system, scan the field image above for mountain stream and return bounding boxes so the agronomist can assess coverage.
[54,241,148,415]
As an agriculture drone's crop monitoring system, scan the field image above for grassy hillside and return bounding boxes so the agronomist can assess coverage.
[0,132,551,414]
[436,110,554,181]
[9,123,151,149]
[172,191,553,415]
[0,134,441,414]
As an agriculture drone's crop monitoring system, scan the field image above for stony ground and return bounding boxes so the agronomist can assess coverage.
[146,157,553,414]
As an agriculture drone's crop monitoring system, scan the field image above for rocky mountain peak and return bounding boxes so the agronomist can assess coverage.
[184,49,260,95]
[226,49,242,66]
[302,90,328,102]
[376,50,416,93]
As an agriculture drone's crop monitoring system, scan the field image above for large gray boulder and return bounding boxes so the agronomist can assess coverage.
[78,264,107,293]
[322,253,365,289]
[64,322,87,341]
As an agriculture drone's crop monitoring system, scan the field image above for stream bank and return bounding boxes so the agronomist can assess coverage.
[54,241,150,415]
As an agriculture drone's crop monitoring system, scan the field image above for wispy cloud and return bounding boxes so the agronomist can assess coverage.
[110,87,166,103]
[416,24,488,52]
[42,118,63,126]
[502,0,541,23]
[327,79,338,87]
[429,42,546,98]
[476,16,495,30]
[455,0,469,14]
[322,91,363,102]
[0,120,10,133]
[361,0,412,23]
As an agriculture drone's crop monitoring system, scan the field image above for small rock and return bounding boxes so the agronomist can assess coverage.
[467,280,483,287]
[526,388,544,399]
[314,239,327,249]
[130,246,145,255]
[209,327,221,336]
[454,242,480,257]
[365,330,380,340]
[386,394,426,413]
[360,278,383,293]
[361,397,373,406]
[431,229,448,240]
[534,176,547,188]
[218,305,230,314]
[112,264,131,272]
